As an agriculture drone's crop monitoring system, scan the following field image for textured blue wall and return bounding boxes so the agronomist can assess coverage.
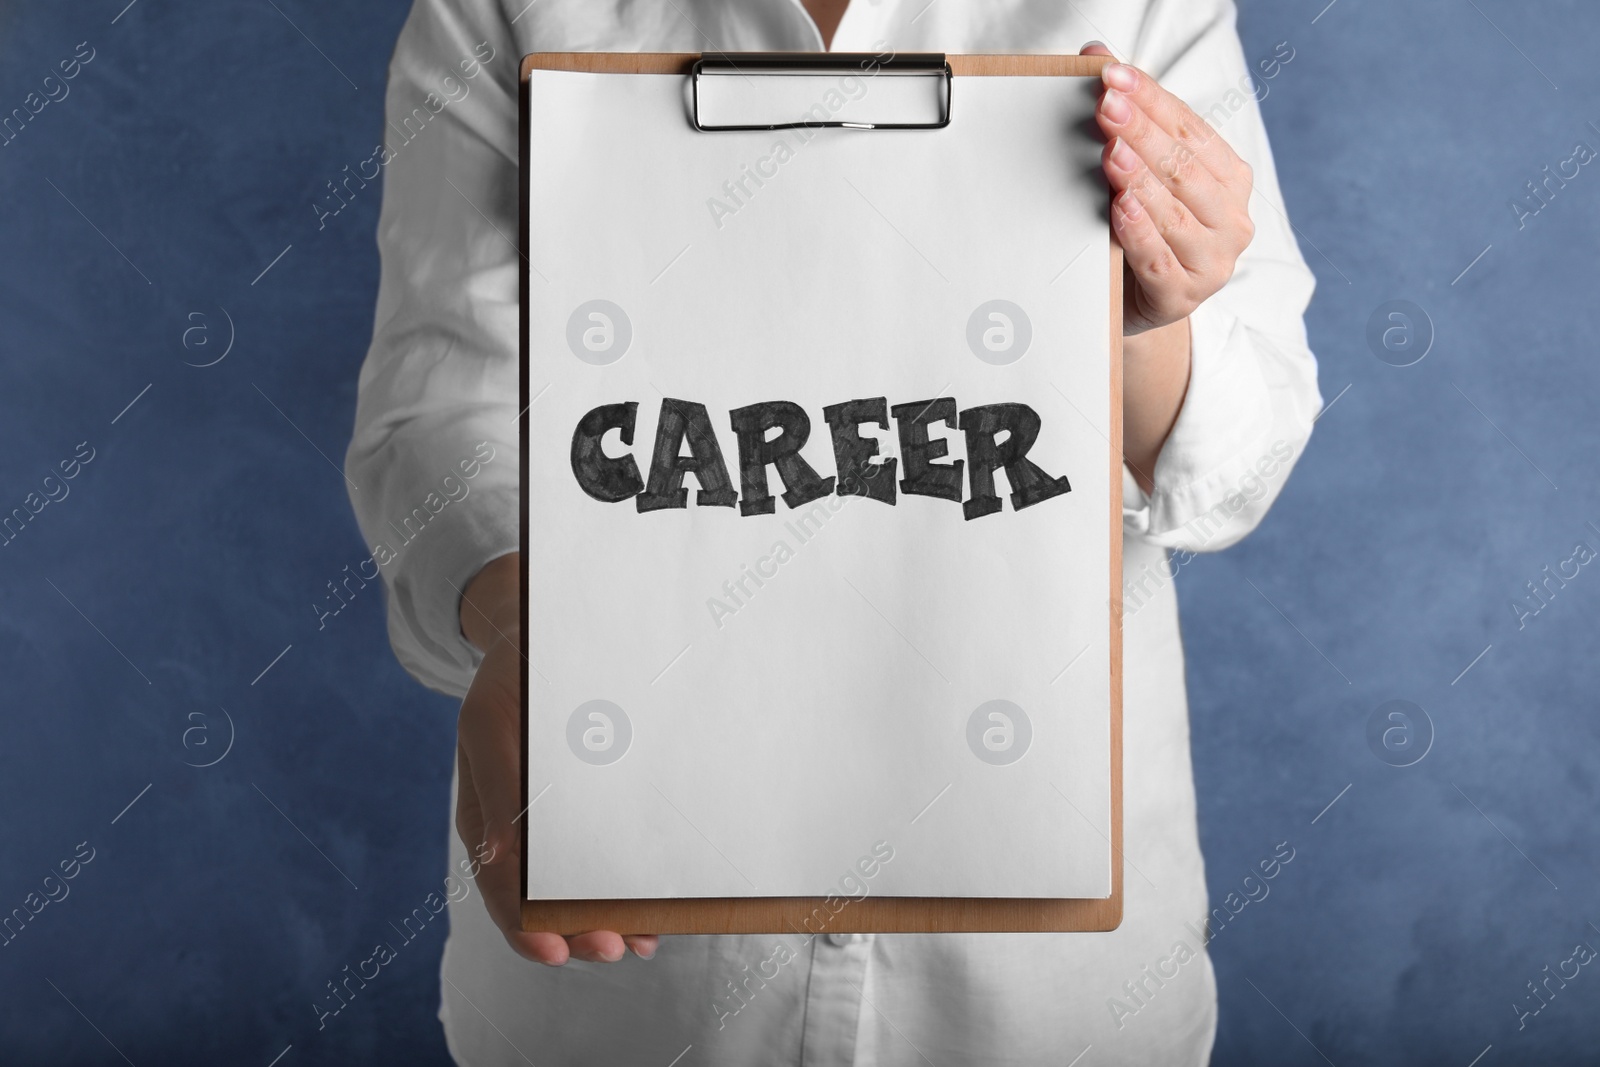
[0,1,1595,1064]
[0,1,450,1063]
[1209,0,1600,1062]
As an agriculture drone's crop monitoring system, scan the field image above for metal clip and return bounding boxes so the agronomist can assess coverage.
[691,52,952,132]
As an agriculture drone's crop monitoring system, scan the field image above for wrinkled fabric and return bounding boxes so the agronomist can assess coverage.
[345,1,1321,1063]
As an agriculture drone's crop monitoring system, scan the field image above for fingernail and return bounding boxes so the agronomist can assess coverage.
[1108,137,1138,173]
[1104,63,1138,92]
[1118,189,1144,222]
[1081,40,1106,51]
[635,946,657,960]
[1101,88,1131,124]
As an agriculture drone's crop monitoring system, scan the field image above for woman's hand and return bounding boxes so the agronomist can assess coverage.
[1082,43,1256,335]
[457,552,658,966]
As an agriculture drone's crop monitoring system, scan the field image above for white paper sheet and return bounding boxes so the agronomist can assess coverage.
[524,67,1112,900]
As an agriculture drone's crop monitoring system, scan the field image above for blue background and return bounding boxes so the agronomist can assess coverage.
[1,0,1596,1064]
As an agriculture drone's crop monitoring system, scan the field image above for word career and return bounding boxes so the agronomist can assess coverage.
[571,396,1071,521]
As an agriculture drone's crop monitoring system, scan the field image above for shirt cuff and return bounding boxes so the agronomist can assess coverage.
[1122,299,1287,552]
[382,480,519,698]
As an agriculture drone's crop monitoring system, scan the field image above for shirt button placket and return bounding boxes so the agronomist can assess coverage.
[798,932,875,1066]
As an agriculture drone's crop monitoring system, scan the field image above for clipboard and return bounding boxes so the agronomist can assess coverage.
[519,51,1123,934]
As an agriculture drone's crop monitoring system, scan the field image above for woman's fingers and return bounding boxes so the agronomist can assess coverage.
[1082,42,1256,331]
[456,740,545,957]
[458,752,576,967]
[1103,135,1206,271]
[457,637,573,965]
[453,555,657,969]
[509,929,655,966]
[1082,42,1204,285]
[1101,62,1244,190]
[1097,82,1235,234]
[564,931,627,963]
[563,931,660,963]
[457,645,656,967]
[461,757,557,962]
[1113,188,1192,332]
[474,821,655,965]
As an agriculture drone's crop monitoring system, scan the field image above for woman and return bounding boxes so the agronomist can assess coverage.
[346,0,1322,1062]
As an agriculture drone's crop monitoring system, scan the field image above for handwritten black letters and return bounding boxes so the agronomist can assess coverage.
[571,396,1071,521]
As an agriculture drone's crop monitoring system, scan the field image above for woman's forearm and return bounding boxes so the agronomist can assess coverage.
[1121,317,1192,494]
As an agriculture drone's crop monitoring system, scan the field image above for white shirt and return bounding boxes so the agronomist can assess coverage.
[345,1,1321,1064]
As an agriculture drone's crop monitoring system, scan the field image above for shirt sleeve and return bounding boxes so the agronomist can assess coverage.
[1119,0,1323,553]
[344,0,520,697]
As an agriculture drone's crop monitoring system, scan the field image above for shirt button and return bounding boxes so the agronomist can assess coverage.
[828,933,873,946]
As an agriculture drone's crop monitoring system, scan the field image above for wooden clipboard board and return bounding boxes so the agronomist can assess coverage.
[519,51,1123,934]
